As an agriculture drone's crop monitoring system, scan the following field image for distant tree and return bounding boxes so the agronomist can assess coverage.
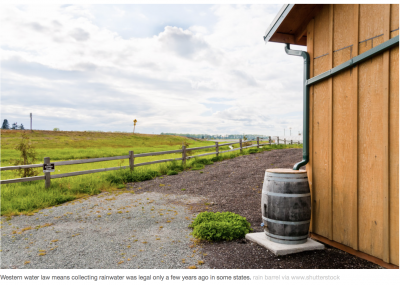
[53,128,60,131]
[20,123,25,130]
[11,122,18,130]
[1,119,9,129]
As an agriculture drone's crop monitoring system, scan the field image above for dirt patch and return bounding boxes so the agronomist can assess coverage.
[127,148,382,269]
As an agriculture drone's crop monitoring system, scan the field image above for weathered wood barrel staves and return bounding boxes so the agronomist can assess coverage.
[261,169,310,244]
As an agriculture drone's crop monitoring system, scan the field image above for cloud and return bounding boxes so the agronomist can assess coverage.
[1,4,306,136]
[69,27,90,41]
[158,26,209,58]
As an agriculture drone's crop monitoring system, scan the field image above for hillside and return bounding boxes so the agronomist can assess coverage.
[0,130,209,163]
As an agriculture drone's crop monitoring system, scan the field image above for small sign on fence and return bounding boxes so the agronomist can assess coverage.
[43,163,55,173]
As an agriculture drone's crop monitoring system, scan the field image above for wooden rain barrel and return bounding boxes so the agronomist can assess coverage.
[261,169,311,244]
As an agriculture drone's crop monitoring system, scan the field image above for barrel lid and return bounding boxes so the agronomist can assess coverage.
[266,168,307,174]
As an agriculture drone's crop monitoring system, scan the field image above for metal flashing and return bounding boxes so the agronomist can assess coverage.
[307,35,399,86]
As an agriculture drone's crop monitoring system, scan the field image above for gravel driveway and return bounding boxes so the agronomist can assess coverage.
[1,191,209,269]
[1,148,383,269]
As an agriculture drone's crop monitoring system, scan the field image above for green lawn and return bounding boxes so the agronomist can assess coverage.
[1,129,301,216]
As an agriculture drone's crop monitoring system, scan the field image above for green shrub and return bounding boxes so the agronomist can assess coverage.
[189,211,252,241]
[211,156,223,162]
[191,163,204,170]
[196,158,213,165]
[248,148,259,154]
[167,170,178,175]
[105,169,159,184]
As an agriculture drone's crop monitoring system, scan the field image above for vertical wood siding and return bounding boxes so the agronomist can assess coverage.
[308,4,399,265]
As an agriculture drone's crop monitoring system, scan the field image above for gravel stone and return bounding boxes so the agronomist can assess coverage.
[1,192,208,269]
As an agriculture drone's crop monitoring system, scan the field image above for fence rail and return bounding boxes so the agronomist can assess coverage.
[1,136,302,188]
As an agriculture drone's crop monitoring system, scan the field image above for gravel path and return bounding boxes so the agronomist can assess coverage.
[1,192,209,269]
[1,148,383,269]
[129,148,382,269]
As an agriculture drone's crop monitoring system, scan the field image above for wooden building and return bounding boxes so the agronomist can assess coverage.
[264,4,399,267]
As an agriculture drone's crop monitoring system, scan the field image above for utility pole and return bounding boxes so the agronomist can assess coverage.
[30,113,32,131]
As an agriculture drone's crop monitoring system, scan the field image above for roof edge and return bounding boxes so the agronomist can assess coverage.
[263,4,294,43]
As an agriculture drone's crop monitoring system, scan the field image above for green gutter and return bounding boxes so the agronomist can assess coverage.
[307,35,399,86]
[284,44,310,170]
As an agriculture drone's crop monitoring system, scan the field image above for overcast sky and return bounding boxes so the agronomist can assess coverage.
[1,3,307,136]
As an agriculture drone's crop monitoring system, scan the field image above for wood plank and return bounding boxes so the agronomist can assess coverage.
[359,4,386,41]
[352,4,360,251]
[359,4,386,54]
[390,4,399,32]
[44,157,51,189]
[314,5,330,60]
[390,3,399,39]
[306,18,314,234]
[389,44,399,266]
[51,166,130,179]
[220,148,241,154]
[333,5,354,51]
[270,33,296,45]
[134,149,182,157]
[1,163,44,171]
[311,5,331,239]
[0,175,45,184]
[242,144,258,149]
[358,48,385,260]
[186,145,216,151]
[54,155,130,166]
[332,4,355,247]
[219,142,239,146]
[382,3,391,264]
[293,5,324,44]
[310,233,399,269]
[129,158,183,168]
[328,4,334,241]
[187,152,218,159]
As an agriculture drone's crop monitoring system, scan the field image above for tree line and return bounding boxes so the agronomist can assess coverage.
[161,133,267,140]
[1,119,25,130]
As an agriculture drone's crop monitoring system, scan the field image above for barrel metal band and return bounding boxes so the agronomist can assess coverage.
[265,235,307,245]
[266,192,310,198]
[265,231,309,240]
[267,177,309,183]
[266,173,308,179]
[263,217,310,225]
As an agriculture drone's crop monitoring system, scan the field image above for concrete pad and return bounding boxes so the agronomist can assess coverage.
[245,232,324,256]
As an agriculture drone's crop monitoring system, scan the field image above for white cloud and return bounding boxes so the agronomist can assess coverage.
[1,4,306,136]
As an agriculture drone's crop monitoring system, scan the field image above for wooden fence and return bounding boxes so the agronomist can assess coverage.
[0,137,302,188]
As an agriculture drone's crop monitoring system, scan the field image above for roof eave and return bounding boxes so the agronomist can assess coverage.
[263,4,295,43]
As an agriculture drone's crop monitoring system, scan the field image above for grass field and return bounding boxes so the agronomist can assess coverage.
[1,130,301,216]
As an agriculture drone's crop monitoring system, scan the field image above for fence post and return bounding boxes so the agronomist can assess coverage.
[269,136,272,144]
[239,139,243,154]
[129,151,134,171]
[182,144,186,168]
[291,140,293,145]
[284,138,286,145]
[277,136,279,145]
[44,157,51,189]
[257,137,260,148]
[215,142,219,157]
